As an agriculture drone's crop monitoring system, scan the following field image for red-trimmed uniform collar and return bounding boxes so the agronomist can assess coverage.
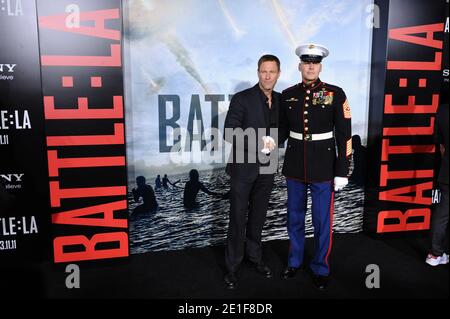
[301,78,322,90]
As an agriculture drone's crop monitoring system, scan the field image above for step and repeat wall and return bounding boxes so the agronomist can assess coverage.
[1,0,128,265]
[0,0,48,263]
[0,0,448,265]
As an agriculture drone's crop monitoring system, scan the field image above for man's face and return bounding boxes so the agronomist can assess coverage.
[299,61,322,82]
[258,61,280,91]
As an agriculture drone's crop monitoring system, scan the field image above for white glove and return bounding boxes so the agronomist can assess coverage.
[334,177,348,191]
[261,136,276,154]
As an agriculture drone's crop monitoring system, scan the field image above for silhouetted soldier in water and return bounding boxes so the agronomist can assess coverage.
[183,169,220,209]
[132,176,158,214]
[162,174,180,190]
[349,135,367,187]
[155,175,162,190]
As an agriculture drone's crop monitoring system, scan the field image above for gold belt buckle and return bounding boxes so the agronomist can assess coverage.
[304,134,311,141]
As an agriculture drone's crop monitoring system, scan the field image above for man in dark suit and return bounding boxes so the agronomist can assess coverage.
[278,44,352,290]
[223,54,281,289]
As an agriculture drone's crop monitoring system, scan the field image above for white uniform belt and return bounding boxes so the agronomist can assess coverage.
[289,131,333,141]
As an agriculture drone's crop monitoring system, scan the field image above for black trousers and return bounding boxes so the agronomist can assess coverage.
[225,173,274,273]
[430,183,449,256]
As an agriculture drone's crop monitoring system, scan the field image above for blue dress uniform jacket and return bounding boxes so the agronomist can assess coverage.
[279,79,352,182]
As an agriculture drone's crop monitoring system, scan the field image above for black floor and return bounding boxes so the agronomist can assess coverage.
[3,232,449,300]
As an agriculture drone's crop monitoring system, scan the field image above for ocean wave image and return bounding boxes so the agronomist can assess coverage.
[129,163,364,254]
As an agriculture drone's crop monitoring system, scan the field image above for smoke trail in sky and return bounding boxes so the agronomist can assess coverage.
[218,0,245,38]
[271,0,297,48]
[126,0,209,93]
[162,33,210,93]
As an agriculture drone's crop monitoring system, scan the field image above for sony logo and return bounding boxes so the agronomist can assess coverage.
[0,64,17,73]
[0,173,24,182]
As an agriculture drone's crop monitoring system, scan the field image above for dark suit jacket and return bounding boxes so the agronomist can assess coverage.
[224,84,280,181]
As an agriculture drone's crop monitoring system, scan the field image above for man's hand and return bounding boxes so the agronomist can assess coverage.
[261,136,276,154]
[334,177,348,191]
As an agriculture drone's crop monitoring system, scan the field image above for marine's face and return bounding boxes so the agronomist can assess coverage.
[299,61,322,82]
[258,61,280,91]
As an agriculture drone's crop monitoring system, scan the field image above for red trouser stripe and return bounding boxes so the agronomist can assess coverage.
[324,191,335,268]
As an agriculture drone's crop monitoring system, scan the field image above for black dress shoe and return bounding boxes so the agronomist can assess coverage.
[281,267,299,279]
[254,262,272,278]
[313,275,329,290]
[224,272,237,289]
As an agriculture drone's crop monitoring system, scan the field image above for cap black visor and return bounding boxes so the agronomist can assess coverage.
[300,55,322,63]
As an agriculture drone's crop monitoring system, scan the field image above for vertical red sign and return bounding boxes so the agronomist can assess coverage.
[36,0,129,262]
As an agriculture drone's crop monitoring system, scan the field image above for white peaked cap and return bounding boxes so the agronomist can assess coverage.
[295,44,329,61]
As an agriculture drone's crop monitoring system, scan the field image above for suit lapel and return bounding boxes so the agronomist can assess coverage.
[271,92,279,126]
[251,84,269,127]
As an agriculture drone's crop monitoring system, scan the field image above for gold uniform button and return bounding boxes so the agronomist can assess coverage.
[304,119,308,123]
[306,96,310,100]
[305,103,309,107]
[304,111,308,114]
[305,127,309,131]
[306,90,310,94]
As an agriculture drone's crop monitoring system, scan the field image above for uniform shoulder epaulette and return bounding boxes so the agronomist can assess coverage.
[321,82,342,92]
[282,84,300,94]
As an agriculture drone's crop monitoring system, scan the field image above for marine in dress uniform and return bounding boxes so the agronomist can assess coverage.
[278,44,352,290]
